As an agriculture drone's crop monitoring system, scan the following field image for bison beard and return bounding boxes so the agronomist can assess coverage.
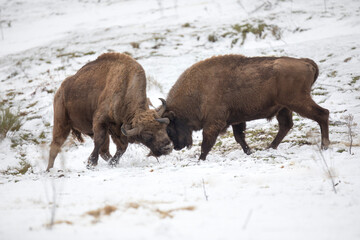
[46,53,172,171]
[162,55,330,160]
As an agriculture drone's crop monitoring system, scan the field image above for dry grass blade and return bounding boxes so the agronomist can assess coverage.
[155,206,196,219]
[126,201,196,219]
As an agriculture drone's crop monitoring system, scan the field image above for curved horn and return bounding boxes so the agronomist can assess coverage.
[156,118,170,125]
[121,124,139,137]
[156,98,166,116]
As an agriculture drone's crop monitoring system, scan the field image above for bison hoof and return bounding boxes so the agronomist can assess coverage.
[86,157,98,169]
[321,145,329,150]
[109,159,119,167]
[244,148,252,155]
[321,139,330,150]
[268,144,278,150]
[199,153,207,161]
[86,163,96,170]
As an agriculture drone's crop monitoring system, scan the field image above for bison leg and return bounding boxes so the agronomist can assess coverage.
[232,123,252,155]
[269,108,293,149]
[99,133,112,161]
[109,134,128,166]
[289,99,330,149]
[47,96,70,171]
[200,123,225,160]
[47,124,70,171]
[87,122,108,168]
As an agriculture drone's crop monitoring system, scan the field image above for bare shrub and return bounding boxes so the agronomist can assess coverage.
[208,34,218,42]
[146,75,164,94]
[342,114,356,154]
[1,158,32,175]
[221,20,281,47]
[130,42,140,49]
[0,106,22,140]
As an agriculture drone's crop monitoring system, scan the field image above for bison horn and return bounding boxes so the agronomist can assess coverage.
[156,118,170,124]
[121,124,139,137]
[156,98,166,116]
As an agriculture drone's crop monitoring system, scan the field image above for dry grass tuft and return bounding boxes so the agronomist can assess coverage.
[0,106,22,140]
[126,202,141,209]
[86,205,117,219]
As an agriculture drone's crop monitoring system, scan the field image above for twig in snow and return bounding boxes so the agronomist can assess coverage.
[41,144,66,229]
[0,9,4,40]
[242,209,253,230]
[250,1,272,14]
[202,178,209,201]
[182,160,201,167]
[316,143,337,194]
[236,0,249,16]
[157,0,164,16]
[48,180,57,229]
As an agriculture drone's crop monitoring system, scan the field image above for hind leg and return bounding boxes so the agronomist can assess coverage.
[47,96,70,171]
[269,108,293,149]
[289,98,330,149]
[232,122,251,155]
[47,125,70,171]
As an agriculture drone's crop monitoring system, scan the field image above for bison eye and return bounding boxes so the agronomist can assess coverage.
[142,133,153,142]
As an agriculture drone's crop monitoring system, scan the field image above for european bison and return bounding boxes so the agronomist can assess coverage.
[162,55,330,160]
[47,53,172,171]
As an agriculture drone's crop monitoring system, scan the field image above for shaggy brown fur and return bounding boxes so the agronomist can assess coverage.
[47,53,172,171]
[162,55,329,160]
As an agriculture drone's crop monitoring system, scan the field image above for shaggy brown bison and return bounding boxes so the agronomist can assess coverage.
[46,53,172,171]
[162,55,330,160]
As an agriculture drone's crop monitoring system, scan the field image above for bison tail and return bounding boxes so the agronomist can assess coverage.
[71,129,84,143]
[303,58,319,85]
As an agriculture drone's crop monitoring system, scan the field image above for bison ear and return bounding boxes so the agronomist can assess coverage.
[121,124,140,137]
[163,111,175,121]
[156,98,166,116]
[156,118,170,125]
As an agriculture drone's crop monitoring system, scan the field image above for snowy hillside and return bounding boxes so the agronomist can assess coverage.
[0,0,359,239]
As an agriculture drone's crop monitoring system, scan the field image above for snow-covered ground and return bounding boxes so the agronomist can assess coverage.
[0,0,360,239]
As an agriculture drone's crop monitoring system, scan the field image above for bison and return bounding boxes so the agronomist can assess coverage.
[47,53,172,171]
[162,55,330,160]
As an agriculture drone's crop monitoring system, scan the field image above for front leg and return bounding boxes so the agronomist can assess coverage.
[199,124,224,160]
[109,133,128,166]
[109,149,126,167]
[100,133,112,161]
[87,121,108,169]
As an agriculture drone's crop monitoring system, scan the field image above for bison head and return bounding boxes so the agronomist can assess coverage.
[161,108,193,151]
[121,99,173,156]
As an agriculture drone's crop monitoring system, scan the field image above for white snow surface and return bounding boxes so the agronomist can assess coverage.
[0,0,360,239]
